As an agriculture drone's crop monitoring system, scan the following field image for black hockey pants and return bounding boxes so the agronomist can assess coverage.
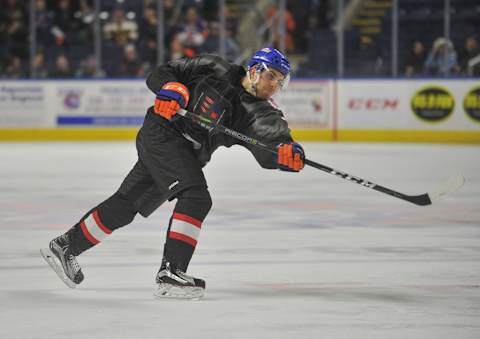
[67,112,212,271]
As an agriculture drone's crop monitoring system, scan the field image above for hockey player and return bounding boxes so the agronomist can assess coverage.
[41,47,305,299]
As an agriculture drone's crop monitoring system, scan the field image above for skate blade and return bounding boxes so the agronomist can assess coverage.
[153,283,204,300]
[40,248,76,289]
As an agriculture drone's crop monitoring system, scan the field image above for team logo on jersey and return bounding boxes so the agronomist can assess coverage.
[192,82,233,133]
[200,95,220,120]
[194,91,227,127]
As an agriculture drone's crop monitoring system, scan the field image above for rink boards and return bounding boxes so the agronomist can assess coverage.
[0,79,479,143]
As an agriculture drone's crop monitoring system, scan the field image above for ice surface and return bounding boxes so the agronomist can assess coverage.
[0,142,479,339]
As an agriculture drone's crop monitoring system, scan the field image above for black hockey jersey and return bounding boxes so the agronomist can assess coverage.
[145,54,293,168]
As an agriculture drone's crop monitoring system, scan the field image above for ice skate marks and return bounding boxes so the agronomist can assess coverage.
[40,248,76,289]
[154,284,204,300]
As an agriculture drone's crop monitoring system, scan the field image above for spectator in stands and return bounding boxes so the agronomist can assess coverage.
[288,0,314,53]
[103,8,139,44]
[75,55,105,78]
[52,0,80,46]
[424,37,460,76]
[169,33,188,60]
[75,0,95,45]
[458,36,480,76]
[35,0,55,49]
[1,0,28,60]
[176,6,207,57]
[139,7,157,44]
[201,21,239,60]
[405,40,427,76]
[138,7,158,68]
[143,0,156,10]
[32,50,49,78]
[102,8,139,76]
[50,54,73,78]
[163,0,180,44]
[78,0,95,25]
[348,36,386,76]
[266,4,297,53]
[118,44,145,77]
[224,4,239,40]
[4,56,25,78]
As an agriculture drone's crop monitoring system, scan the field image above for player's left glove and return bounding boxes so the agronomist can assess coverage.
[276,142,305,172]
[154,82,190,121]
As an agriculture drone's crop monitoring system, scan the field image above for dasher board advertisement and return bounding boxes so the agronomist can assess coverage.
[337,79,480,131]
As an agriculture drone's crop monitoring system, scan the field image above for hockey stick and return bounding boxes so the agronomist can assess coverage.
[178,109,464,206]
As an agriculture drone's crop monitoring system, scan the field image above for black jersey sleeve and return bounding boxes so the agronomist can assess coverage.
[146,58,192,94]
[146,55,231,94]
[240,102,293,169]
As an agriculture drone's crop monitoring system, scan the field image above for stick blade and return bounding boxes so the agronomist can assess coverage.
[428,173,465,204]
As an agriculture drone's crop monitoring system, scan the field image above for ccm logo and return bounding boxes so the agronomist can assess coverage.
[348,99,399,110]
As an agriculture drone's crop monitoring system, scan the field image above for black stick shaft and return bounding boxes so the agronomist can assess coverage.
[178,109,431,206]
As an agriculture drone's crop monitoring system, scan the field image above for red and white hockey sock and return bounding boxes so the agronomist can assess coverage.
[164,212,204,271]
[168,212,202,247]
[65,191,137,256]
[79,210,113,245]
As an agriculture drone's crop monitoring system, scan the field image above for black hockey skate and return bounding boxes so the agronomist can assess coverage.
[40,234,84,288]
[154,261,205,300]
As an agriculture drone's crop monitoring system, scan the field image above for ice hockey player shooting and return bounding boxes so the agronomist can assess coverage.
[40,47,305,299]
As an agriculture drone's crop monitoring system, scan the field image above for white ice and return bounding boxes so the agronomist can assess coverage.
[0,141,479,339]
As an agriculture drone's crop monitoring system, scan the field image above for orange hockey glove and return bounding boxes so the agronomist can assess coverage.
[154,82,190,121]
[277,142,305,172]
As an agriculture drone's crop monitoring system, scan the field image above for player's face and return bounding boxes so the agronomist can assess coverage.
[254,67,285,99]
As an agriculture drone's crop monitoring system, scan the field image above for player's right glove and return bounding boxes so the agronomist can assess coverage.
[154,82,190,121]
[276,142,305,172]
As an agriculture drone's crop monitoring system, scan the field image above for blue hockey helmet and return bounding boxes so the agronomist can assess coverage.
[247,47,291,76]
[247,47,291,90]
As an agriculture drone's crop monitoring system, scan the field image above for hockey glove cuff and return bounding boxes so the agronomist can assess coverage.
[154,82,190,121]
[277,142,305,172]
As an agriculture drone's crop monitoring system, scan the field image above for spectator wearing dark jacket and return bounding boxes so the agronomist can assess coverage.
[50,54,73,78]
[458,36,480,76]
[405,41,427,76]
